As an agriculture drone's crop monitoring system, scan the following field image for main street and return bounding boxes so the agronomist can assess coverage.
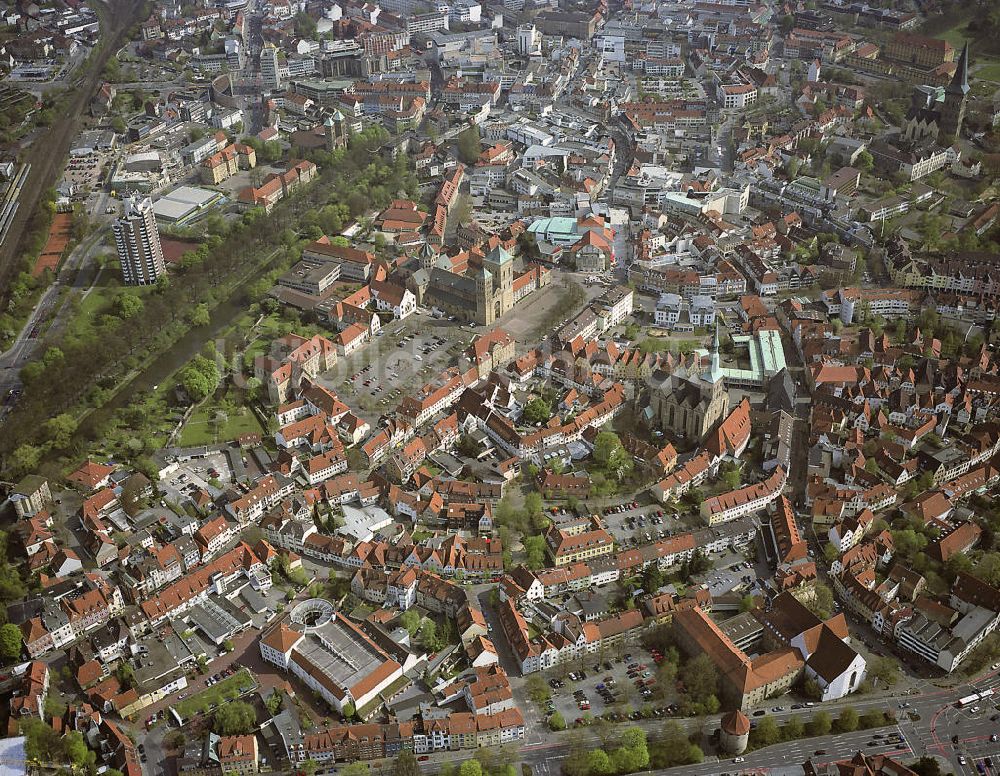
[407,669,1000,776]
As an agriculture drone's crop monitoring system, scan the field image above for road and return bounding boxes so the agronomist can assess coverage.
[0,0,146,303]
[368,674,994,776]
[0,230,107,415]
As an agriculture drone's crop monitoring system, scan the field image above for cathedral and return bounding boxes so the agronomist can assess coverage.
[648,325,729,442]
[903,42,970,144]
[422,244,516,326]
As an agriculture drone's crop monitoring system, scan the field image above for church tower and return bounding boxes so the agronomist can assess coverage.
[324,109,348,151]
[418,241,438,270]
[483,244,514,319]
[939,43,969,142]
[474,266,494,324]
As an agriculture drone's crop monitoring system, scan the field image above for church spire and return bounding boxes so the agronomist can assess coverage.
[706,320,723,384]
[947,42,970,96]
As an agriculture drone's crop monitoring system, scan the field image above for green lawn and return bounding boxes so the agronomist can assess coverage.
[177,405,262,446]
[936,23,972,49]
[172,668,256,720]
[975,63,1000,81]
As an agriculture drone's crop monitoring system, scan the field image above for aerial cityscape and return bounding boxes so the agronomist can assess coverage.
[0,0,998,774]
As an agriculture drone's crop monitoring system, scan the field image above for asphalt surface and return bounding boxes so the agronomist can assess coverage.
[0,231,106,415]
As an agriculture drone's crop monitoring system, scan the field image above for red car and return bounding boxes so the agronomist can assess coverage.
[418,756,430,762]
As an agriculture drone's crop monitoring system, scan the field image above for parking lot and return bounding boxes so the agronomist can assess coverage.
[597,500,692,548]
[540,643,680,727]
[319,312,477,424]
[160,451,233,506]
[64,152,106,192]
[591,495,708,548]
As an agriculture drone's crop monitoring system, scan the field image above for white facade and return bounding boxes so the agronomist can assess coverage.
[114,195,166,286]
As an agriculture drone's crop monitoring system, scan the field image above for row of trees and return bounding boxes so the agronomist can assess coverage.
[562,727,650,776]
[1,126,405,479]
[747,707,893,751]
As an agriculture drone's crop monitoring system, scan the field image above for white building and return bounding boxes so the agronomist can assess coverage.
[113,194,166,286]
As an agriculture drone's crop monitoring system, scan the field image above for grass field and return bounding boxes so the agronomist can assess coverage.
[975,63,1000,81]
[177,405,261,446]
[937,23,972,49]
[172,668,256,720]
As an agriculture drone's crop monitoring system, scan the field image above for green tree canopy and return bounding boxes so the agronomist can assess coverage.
[456,125,481,164]
[392,752,420,776]
[180,355,221,401]
[213,701,256,735]
[592,431,633,480]
[522,397,552,425]
[0,623,22,662]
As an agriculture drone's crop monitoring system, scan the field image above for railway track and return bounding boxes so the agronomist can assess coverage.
[0,0,145,300]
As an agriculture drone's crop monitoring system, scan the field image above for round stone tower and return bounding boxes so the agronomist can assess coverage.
[720,710,750,755]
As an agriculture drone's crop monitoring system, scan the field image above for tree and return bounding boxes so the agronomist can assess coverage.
[456,125,481,164]
[525,675,551,706]
[868,656,899,686]
[807,711,832,737]
[835,707,859,733]
[8,444,42,477]
[64,731,90,767]
[720,462,741,490]
[0,623,22,662]
[592,431,633,480]
[682,654,718,704]
[856,150,874,172]
[522,397,551,425]
[400,609,421,635]
[265,689,284,716]
[615,728,650,770]
[301,760,319,776]
[804,583,835,619]
[213,701,256,734]
[654,661,677,697]
[393,751,421,776]
[750,716,781,748]
[911,756,944,776]
[116,662,136,689]
[860,709,884,729]
[453,194,473,226]
[341,763,370,776]
[458,759,482,776]
[180,355,221,401]
[782,715,804,740]
[652,721,700,767]
[116,293,144,319]
[585,750,612,776]
[45,413,78,450]
[802,677,823,701]
[419,619,437,648]
[189,303,210,326]
[523,535,547,569]
[549,711,566,731]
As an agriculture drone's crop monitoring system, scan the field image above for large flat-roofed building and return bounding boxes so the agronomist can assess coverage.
[277,259,341,297]
[260,600,404,714]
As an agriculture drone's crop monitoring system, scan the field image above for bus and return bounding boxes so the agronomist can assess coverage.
[957,688,994,708]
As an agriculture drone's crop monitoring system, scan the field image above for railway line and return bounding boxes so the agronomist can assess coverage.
[0,0,145,301]
[0,162,31,248]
